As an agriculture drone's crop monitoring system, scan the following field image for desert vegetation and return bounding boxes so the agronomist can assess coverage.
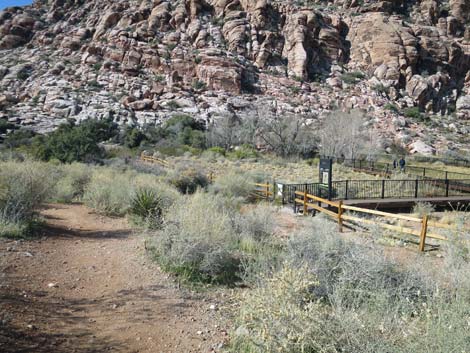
[2,110,470,353]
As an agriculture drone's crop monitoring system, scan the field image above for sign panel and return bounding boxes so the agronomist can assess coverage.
[319,158,333,200]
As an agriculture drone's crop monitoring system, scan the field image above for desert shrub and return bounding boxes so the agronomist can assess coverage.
[209,171,255,199]
[151,192,242,284]
[412,201,435,217]
[53,163,92,203]
[83,167,179,216]
[235,204,275,242]
[33,118,118,163]
[231,218,470,353]
[0,161,59,237]
[207,146,226,156]
[404,106,422,119]
[384,103,399,112]
[82,168,133,215]
[341,71,365,84]
[167,165,209,194]
[2,129,36,148]
[230,264,327,353]
[228,144,259,159]
[0,119,15,134]
[122,127,146,148]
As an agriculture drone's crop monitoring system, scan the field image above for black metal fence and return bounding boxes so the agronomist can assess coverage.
[281,182,324,204]
[321,156,470,180]
[281,178,470,203]
[341,159,470,180]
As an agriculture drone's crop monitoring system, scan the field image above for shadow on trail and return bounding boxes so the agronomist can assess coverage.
[41,223,132,240]
[0,282,189,352]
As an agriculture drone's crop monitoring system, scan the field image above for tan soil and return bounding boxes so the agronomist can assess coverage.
[0,204,229,353]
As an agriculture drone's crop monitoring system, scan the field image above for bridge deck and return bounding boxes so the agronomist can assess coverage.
[343,196,470,209]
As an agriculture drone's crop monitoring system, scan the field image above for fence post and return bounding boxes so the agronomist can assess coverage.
[359,160,362,170]
[419,215,428,252]
[273,181,277,203]
[265,182,269,200]
[445,171,448,180]
[345,180,349,200]
[386,164,389,176]
[303,189,308,216]
[381,179,385,199]
[414,178,419,198]
[445,179,450,197]
[423,168,426,177]
[293,187,297,213]
[338,200,343,233]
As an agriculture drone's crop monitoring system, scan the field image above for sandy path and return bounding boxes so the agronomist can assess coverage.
[0,204,228,353]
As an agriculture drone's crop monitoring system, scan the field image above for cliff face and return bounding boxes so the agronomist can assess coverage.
[1,0,470,154]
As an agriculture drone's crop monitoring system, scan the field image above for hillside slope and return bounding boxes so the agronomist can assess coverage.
[0,0,469,153]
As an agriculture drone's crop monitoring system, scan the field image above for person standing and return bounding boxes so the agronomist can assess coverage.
[399,157,406,171]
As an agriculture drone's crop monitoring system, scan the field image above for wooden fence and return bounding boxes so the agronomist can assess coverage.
[140,153,170,168]
[252,182,274,200]
[294,191,457,251]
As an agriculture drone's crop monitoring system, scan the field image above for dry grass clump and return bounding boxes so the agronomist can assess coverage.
[167,163,209,194]
[412,201,435,217]
[53,163,92,203]
[230,218,470,353]
[209,170,256,200]
[0,161,59,237]
[83,168,180,217]
[150,192,278,284]
[150,192,242,284]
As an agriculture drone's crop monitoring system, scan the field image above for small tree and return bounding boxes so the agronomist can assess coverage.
[256,104,317,157]
[319,110,373,159]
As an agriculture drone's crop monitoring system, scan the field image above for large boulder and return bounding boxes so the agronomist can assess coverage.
[348,13,418,84]
[196,50,243,92]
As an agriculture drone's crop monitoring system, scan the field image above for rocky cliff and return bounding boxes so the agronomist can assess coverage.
[1,0,470,154]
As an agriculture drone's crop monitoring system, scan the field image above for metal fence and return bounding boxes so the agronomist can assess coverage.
[340,159,470,180]
[281,178,470,203]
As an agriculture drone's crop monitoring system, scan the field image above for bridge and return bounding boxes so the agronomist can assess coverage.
[278,158,470,210]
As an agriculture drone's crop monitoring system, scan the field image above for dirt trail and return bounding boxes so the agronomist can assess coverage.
[0,204,228,353]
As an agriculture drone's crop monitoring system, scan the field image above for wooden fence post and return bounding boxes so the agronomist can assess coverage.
[293,187,297,213]
[338,200,343,233]
[272,180,276,203]
[419,214,428,252]
[303,189,308,216]
[265,182,269,200]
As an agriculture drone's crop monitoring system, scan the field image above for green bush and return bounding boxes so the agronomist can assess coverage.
[2,129,35,148]
[341,71,365,84]
[33,119,118,163]
[228,144,259,160]
[0,119,15,134]
[168,166,209,194]
[207,146,226,156]
[404,107,422,119]
[384,103,399,113]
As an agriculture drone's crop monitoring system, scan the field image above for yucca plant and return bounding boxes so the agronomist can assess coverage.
[130,188,163,226]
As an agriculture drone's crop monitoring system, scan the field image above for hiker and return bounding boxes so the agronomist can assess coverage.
[399,157,406,171]
[393,159,397,169]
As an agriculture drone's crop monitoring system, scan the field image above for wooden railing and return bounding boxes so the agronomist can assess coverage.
[252,182,274,200]
[294,191,458,252]
[140,153,170,167]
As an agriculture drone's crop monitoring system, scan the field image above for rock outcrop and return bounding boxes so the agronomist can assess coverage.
[1,0,470,153]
